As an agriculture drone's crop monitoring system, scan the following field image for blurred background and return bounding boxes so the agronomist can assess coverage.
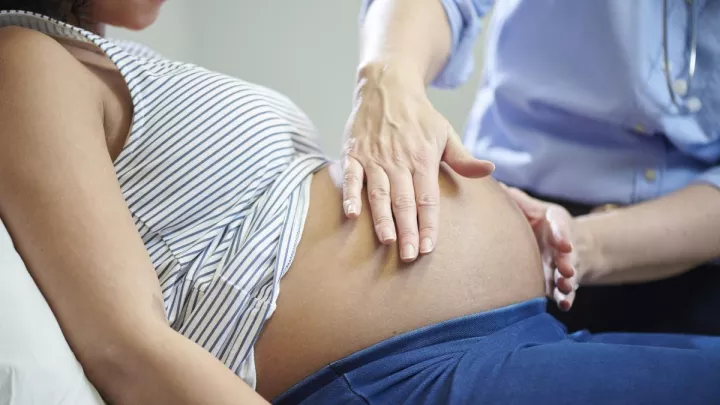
[108,0,489,158]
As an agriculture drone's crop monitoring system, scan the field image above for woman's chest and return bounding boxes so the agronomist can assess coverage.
[112,66,320,239]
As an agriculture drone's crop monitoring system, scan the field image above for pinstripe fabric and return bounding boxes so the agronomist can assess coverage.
[0,10,329,388]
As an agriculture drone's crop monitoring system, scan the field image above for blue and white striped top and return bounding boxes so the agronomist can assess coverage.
[0,11,329,388]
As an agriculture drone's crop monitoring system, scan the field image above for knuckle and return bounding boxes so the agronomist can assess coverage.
[392,195,416,211]
[416,192,439,208]
[397,226,419,240]
[342,138,360,157]
[419,225,436,235]
[410,150,433,171]
[366,162,386,177]
[343,172,361,187]
[374,215,393,227]
[388,149,405,167]
[368,145,385,161]
[369,187,390,202]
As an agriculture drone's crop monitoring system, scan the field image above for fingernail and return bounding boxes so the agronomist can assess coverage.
[344,201,357,216]
[401,244,417,261]
[420,238,434,254]
[381,228,396,243]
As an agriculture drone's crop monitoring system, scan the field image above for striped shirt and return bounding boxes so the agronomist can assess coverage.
[0,10,329,388]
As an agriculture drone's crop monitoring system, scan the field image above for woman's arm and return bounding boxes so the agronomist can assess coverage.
[576,184,720,285]
[0,27,268,405]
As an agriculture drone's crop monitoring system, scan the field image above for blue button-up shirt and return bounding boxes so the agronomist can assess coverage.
[361,0,720,205]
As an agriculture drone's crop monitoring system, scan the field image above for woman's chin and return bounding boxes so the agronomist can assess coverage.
[118,10,161,30]
[94,1,164,31]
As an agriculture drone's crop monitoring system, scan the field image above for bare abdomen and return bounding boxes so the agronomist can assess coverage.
[254,163,544,400]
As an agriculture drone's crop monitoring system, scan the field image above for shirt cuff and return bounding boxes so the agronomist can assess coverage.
[433,0,490,88]
[694,164,720,191]
[360,0,492,89]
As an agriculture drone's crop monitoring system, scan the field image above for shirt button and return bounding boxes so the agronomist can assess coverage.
[633,124,648,135]
[672,79,688,97]
[644,169,657,182]
[686,97,702,113]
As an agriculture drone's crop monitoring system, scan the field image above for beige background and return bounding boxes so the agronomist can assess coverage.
[108,0,490,158]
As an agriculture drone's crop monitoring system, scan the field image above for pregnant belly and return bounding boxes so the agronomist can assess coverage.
[254,163,544,400]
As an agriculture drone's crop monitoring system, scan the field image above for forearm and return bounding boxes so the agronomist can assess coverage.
[94,322,268,405]
[576,184,720,285]
[359,0,452,86]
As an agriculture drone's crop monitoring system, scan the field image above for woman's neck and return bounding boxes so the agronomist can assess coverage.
[91,24,106,36]
[53,36,118,72]
[66,13,106,36]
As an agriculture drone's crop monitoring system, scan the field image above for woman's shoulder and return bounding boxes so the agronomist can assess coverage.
[0,25,107,74]
[0,26,105,127]
[0,25,65,59]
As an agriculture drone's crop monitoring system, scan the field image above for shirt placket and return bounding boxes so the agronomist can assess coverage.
[632,136,667,203]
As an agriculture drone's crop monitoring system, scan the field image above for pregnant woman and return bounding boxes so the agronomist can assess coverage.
[0,2,718,405]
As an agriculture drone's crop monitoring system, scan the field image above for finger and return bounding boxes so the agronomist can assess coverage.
[505,187,547,222]
[553,266,578,310]
[558,263,580,293]
[342,157,364,219]
[554,266,575,295]
[564,290,577,310]
[388,169,419,262]
[555,273,575,295]
[546,206,573,253]
[554,251,576,279]
[441,127,495,178]
[366,163,396,245]
[542,261,555,297]
[553,288,571,312]
[413,163,440,255]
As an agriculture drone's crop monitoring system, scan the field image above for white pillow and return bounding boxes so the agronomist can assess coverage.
[0,218,105,405]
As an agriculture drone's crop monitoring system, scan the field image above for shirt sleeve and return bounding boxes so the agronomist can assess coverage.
[360,0,494,89]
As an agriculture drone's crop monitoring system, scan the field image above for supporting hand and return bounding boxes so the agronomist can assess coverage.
[503,185,580,311]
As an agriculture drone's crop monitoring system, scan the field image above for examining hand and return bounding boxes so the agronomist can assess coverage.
[503,185,579,311]
[341,64,495,262]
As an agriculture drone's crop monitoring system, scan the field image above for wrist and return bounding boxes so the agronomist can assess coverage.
[355,60,427,93]
[573,215,608,285]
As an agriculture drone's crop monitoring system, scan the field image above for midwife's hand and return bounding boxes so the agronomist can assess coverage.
[341,64,495,262]
[502,185,579,311]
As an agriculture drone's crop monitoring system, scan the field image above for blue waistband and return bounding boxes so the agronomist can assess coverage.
[273,297,548,404]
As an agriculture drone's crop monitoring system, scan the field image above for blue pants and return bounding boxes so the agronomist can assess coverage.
[273,298,720,405]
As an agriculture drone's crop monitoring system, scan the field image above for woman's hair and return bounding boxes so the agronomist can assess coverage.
[0,0,90,23]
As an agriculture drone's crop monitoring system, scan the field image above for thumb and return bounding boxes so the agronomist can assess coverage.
[546,206,573,253]
[442,129,495,178]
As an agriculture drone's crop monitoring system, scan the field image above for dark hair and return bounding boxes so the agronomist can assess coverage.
[0,0,90,24]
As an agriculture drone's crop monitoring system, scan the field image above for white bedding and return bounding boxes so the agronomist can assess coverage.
[0,218,105,405]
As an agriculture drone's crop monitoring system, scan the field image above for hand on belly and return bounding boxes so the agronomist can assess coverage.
[254,163,544,400]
